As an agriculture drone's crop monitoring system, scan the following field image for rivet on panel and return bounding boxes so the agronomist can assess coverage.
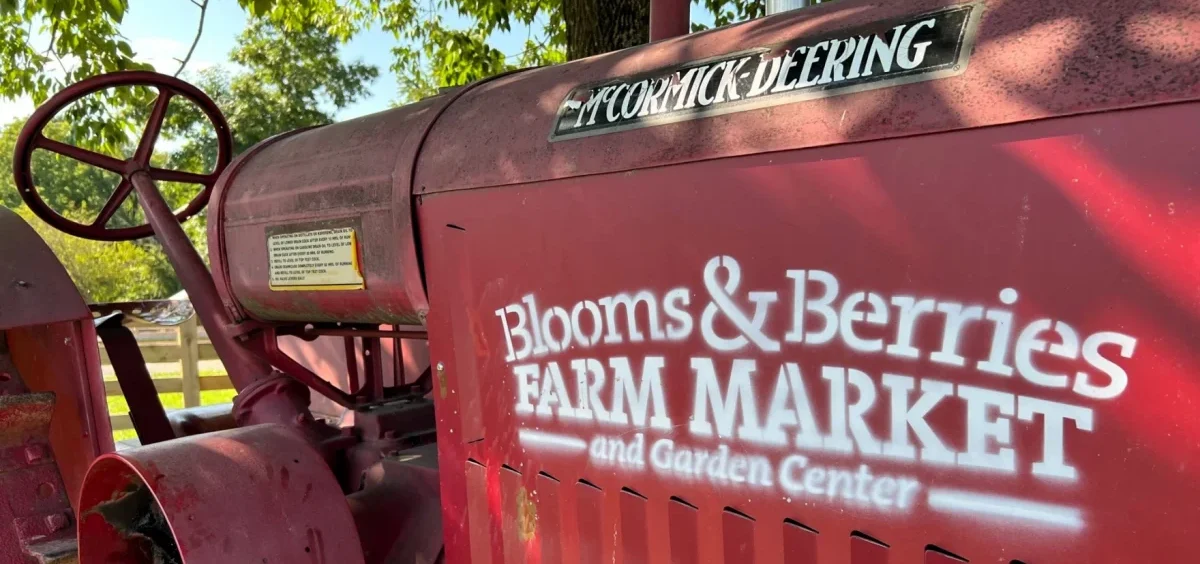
[45,513,69,532]
[24,444,46,465]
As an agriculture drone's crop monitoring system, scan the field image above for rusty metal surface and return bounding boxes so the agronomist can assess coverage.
[7,322,114,511]
[207,126,316,325]
[345,453,443,564]
[129,170,283,403]
[420,97,1200,563]
[0,207,90,331]
[76,424,364,564]
[278,334,431,421]
[209,68,531,328]
[414,0,1200,195]
[208,99,446,326]
[0,205,112,502]
[0,378,79,564]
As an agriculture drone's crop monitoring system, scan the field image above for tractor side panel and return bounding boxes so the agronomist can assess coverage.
[422,101,1200,563]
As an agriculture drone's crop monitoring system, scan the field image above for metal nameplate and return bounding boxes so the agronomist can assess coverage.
[550,4,982,141]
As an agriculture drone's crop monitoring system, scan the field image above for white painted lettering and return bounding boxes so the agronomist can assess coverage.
[818,38,858,84]
[599,291,665,344]
[839,291,890,352]
[977,288,1019,376]
[1018,396,1093,480]
[896,19,937,70]
[608,356,672,430]
[957,385,1016,472]
[689,358,765,442]
[749,53,782,97]
[930,302,984,367]
[1014,319,1080,389]
[881,374,956,464]
[1073,332,1136,399]
[514,364,540,415]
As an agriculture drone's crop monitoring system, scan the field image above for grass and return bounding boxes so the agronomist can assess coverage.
[106,369,236,442]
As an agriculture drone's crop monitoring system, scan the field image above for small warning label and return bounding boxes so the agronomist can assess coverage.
[268,227,364,291]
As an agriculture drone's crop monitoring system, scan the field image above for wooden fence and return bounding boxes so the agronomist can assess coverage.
[99,316,233,432]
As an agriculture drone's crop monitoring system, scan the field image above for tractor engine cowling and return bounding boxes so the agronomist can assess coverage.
[207,100,439,326]
[131,0,1200,562]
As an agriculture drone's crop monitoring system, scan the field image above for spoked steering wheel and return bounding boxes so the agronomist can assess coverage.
[12,71,232,241]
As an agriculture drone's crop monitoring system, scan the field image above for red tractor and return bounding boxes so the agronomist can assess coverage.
[2,0,1198,562]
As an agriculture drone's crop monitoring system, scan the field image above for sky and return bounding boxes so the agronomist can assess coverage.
[0,0,717,126]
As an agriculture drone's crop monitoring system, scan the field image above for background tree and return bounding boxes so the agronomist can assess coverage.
[0,0,773,300]
[164,18,379,171]
[0,1,767,105]
[562,0,649,60]
[0,120,180,302]
[0,16,378,300]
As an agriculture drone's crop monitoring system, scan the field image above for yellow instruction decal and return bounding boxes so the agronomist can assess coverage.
[268,227,364,291]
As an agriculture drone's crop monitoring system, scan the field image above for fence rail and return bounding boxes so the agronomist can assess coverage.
[100,316,234,433]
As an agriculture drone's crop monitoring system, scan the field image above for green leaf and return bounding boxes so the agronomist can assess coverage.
[251,0,275,17]
[101,0,127,23]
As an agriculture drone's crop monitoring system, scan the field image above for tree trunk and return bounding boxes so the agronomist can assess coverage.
[562,0,650,60]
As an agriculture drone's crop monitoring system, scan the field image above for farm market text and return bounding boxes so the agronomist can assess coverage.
[496,256,1135,530]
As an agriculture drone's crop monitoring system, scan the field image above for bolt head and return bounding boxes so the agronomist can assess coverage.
[45,513,69,531]
[24,444,46,465]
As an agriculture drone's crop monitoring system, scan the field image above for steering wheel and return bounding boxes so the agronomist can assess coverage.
[12,71,232,241]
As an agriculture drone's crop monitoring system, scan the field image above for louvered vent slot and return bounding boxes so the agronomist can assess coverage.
[576,479,604,564]
[782,518,819,564]
[850,531,890,564]
[499,465,525,564]
[925,544,969,563]
[536,472,561,564]
[465,459,492,564]
[620,488,649,563]
[668,496,700,564]
[723,507,756,562]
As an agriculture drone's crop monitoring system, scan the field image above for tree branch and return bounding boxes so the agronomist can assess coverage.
[175,0,208,77]
[43,20,59,55]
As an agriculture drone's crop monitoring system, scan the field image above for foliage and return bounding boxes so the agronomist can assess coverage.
[0,0,772,301]
[1,0,770,108]
[163,18,379,173]
[0,0,155,155]
[10,203,178,302]
[0,119,183,301]
[0,15,378,302]
[250,0,763,102]
[693,0,764,32]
